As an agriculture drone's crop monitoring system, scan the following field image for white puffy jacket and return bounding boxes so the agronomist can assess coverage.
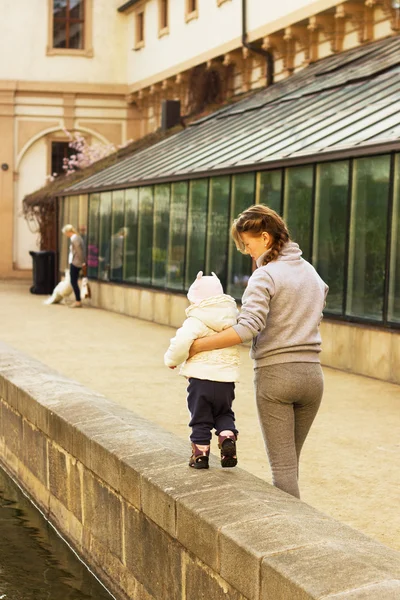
[164,294,240,382]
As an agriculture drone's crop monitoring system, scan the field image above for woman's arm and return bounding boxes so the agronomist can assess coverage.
[188,327,242,359]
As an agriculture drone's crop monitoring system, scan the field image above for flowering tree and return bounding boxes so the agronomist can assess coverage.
[46,129,120,182]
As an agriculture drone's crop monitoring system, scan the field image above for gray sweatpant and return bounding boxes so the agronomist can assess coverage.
[254,362,324,499]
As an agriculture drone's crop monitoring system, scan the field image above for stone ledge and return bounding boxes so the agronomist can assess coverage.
[0,341,399,600]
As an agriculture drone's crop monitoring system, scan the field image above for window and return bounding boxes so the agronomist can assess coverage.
[98,192,113,281]
[388,154,400,323]
[48,0,93,56]
[167,182,189,290]
[110,191,126,282]
[137,187,154,285]
[283,166,314,262]
[53,0,84,49]
[51,141,74,177]
[135,10,145,48]
[159,0,169,33]
[256,170,282,213]
[227,174,255,299]
[185,180,209,289]
[313,162,350,314]
[346,155,390,321]
[152,184,171,287]
[206,177,231,291]
[185,0,198,22]
[123,188,139,283]
[87,193,100,279]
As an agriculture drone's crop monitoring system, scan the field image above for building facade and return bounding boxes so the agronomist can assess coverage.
[1,0,398,278]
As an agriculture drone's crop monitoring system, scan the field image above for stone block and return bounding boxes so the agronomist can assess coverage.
[17,388,50,436]
[153,292,171,325]
[366,329,391,381]
[331,322,353,371]
[138,290,155,321]
[48,443,82,521]
[390,332,400,384]
[83,470,123,561]
[124,503,182,600]
[124,287,140,317]
[328,579,400,599]
[23,419,48,485]
[177,484,280,574]
[1,400,23,459]
[112,284,125,314]
[185,555,247,600]
[169,294,189,328]
[261,542,400,600]
[220,515,322,600]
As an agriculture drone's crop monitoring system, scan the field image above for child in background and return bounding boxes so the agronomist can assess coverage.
[164,272,240,470]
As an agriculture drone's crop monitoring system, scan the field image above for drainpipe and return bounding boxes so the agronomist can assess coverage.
[242,0,274,86]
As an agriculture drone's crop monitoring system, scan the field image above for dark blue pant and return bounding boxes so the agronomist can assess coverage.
[70,264,81,302]
[187,378,238,445]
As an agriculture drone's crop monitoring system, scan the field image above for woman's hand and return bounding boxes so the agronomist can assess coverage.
[188,338,203,359]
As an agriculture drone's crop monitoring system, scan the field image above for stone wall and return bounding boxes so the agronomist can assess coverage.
[1,341,400,600]
[88,281,400,385]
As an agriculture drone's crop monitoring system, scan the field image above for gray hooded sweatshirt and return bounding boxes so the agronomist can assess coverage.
[232,241,328,368]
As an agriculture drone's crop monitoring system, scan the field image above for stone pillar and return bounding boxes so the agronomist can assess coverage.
[0,86,16,278]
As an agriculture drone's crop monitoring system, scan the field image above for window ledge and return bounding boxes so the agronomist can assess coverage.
[158,26,169,38]
[134,40,145,50]
[185,9,198,23]
[46,47,94,57]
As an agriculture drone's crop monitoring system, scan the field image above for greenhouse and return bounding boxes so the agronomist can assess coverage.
[59,35,400,329]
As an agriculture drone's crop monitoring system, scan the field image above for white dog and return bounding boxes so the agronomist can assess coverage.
[44,269,73,305]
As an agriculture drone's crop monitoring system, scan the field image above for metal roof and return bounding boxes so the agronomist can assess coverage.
[66,35,400,195]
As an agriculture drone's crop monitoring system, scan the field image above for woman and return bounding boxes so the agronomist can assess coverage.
[189,205,328,498]
[62,224,85,308]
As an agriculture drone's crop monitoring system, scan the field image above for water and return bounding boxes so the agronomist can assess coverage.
[0,466,114,600]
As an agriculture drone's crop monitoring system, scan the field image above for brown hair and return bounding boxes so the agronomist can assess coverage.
[231,204,290,265]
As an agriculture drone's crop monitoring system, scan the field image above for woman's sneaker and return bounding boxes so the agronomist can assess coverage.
[218,434,237,468]
[189,443,210,469]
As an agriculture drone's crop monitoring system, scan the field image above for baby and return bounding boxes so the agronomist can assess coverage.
[164,272,240,469]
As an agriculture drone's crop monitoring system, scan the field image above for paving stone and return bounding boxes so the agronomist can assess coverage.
[185,554,247,600]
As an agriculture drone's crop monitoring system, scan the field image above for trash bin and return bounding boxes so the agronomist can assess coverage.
[29,250,56,295]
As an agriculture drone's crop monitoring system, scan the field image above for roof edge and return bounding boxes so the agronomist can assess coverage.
[58,140,400,197]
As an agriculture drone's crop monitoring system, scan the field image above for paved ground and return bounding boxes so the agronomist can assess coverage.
[1,281,399,551]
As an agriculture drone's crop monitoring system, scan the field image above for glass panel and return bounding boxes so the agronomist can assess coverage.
[256,170,282,213]
[167,182,188,290]
[388,154,400,323]
[69,22,84,48]
[346,155,390,320]
[69,195,79,233]
[227,174,255,299]
[98,192,112,281]
[78,194,88,249]
[313,162,349,314]
[87,194,100,279]
[69,0,84,19]
[206,177,230,290]
[123,188,139,283]
[185,179,208,288]
[152,184,170,287]
[53,20,67,48]
[137,187,154,285]
[110,191,125,282]
[53,0,67,18]
[59,197,69,274]
[283,166,314,261]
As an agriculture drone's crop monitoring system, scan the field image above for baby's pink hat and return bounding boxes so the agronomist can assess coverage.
[187,271,224,303]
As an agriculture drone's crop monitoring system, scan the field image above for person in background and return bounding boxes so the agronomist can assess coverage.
[188,205,328,498]
[164,271,240,470]
[62,224,85,308]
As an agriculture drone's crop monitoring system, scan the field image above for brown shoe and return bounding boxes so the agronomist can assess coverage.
[69,301,82,308]
[189,443,209,469]
[218,434,237,468]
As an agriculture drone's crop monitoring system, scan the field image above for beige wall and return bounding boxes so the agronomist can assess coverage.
[0,0,127,84]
